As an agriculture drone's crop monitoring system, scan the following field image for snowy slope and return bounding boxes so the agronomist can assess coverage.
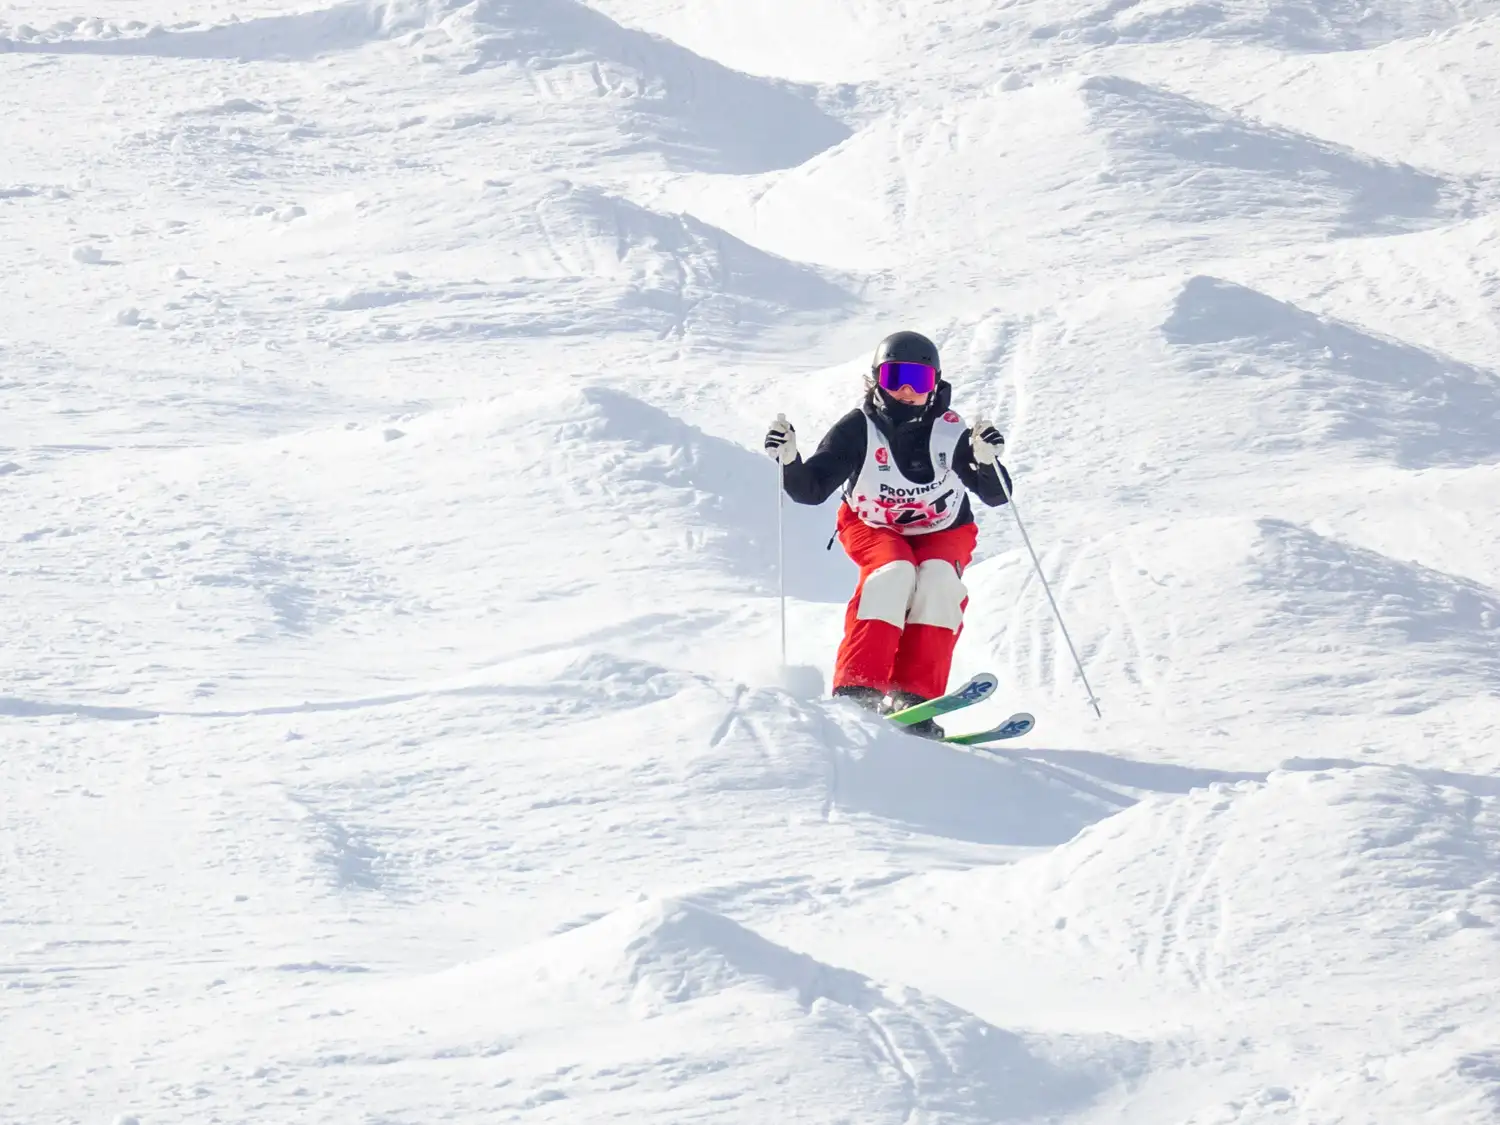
[4,1,1499,1123]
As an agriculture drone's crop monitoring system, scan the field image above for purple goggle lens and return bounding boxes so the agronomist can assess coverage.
[876,361,937,394]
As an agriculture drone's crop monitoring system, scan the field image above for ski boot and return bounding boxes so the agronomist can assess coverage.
[882,690,945,740]
[832,684,885,713]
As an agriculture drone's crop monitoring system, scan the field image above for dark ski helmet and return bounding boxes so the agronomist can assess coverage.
[871,330,940,376]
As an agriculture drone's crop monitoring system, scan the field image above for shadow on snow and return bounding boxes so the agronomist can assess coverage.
[1165,276,1500,468]
[0,0,850,175]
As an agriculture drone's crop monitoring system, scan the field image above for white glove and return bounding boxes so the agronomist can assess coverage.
[764,413,798,466]
[970,418,1005,466]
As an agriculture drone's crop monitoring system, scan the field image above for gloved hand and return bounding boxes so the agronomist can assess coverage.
[765,413,798,466]
[971,418,1005,466]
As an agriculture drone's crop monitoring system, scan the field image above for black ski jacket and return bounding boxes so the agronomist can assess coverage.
[781,381,1012,529]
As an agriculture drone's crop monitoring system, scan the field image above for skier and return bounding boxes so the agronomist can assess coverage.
[764,331,1012,738]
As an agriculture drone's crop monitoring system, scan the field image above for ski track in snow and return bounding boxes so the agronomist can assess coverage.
[4,1,1500,1122]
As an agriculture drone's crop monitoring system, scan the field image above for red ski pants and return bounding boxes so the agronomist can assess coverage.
[832,503,978,701]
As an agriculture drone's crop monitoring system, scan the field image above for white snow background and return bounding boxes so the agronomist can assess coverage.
[4,1,1500,1122]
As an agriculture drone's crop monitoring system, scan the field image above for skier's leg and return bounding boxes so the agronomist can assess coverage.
[832,505,917,694]
[891,522,979,700]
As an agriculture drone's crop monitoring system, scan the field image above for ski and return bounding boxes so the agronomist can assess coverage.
[943,712,1035,745]
[886,672,998,726]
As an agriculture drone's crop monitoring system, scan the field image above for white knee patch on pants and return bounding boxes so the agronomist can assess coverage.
[856,560,917,628]
[907,559,967,631]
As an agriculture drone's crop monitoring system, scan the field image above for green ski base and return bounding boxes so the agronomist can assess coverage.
[886,673,999,726]
[943,713,1035,745]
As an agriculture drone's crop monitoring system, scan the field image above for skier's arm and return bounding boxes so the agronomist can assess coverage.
[781,410,866,505]
[954,430,1013,507]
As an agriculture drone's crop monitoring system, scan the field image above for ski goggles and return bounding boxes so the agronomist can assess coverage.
[876,361,938,395]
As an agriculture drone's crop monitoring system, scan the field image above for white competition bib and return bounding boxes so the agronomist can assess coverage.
[844,412,967,535]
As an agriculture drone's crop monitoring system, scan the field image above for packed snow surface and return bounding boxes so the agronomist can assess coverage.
[4,1,1499,1122]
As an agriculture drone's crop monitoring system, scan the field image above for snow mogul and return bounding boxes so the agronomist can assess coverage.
[764,331,1012,738]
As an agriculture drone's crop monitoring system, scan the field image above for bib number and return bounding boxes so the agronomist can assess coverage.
[887,489,953,529]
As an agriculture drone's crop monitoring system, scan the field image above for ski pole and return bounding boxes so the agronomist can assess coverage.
[994,462,1102,719]
[775,416,787,669]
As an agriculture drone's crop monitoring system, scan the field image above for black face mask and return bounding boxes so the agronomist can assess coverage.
[875,388,926,424]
